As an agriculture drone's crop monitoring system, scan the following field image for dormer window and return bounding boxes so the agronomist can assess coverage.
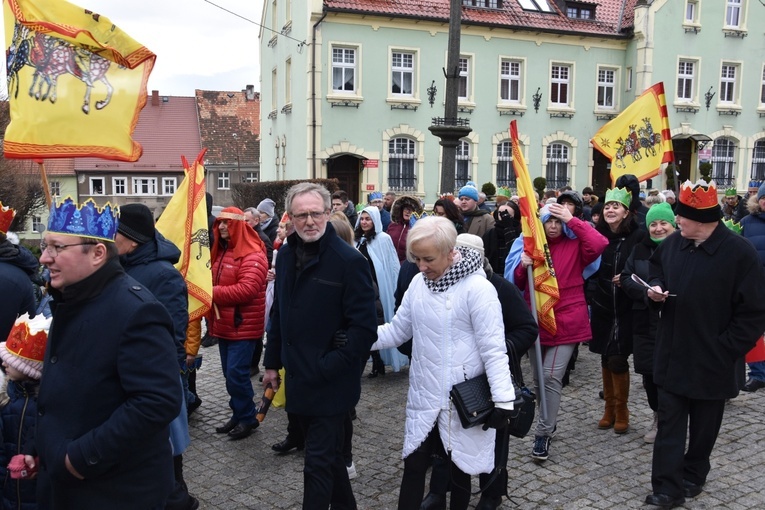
[566,2,595,19]
[517,0,554,13]
[462,0,503,8]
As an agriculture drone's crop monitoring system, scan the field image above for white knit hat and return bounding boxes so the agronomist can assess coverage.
[456,233,484,256]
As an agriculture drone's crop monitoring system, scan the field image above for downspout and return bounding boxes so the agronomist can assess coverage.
[311,10,328,179]
[616,0,627,35]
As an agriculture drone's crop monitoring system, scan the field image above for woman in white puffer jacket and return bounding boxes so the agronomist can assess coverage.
[372,216,516,510]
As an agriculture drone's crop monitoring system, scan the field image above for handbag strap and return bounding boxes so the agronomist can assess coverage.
[506,340,525,387]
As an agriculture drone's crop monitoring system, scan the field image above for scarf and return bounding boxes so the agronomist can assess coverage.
[423,246,482,293]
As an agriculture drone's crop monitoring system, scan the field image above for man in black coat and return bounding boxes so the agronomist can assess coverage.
[264,183,377,509]
[644,182,765,508]
[0,204,38,340]
[28,198,182,510]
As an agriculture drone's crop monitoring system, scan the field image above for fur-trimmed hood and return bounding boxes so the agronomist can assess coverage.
[747,194,762,215]
[391,195,423,223]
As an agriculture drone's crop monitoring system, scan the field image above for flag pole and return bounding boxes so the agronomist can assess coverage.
[526,265,548,423]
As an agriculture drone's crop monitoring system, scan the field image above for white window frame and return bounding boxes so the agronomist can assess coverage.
[626,67,633,91]
[331,46,357,94]
[217,172,230,190]
[545,143,570,189]
[761,64,765,107]
[676,58,698,103]
[132,177,157,196]
[112,177,127,195]
[719,63,738,104]
[458,57,470,101]
[751,139,765,182]
[391,50,415,98]
[271,68,278,111]
[684,0,699,25]
[387,137,417,191]
[455,139,471,188]
[499,57,523,104]
[725,0,742,28]
[242,171,259,183]
[711,137,737,186]
[285,57,292,106]
[549,62,573,108]
[162,177,177,196]
[596,66,617,110]
[89,177,105,196]
[50,180,60,197]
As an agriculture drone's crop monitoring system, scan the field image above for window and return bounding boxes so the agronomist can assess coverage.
[685,0,698,23]
[496,141,515,188]
[50,180,60,197]
[517,0,553,12]
[388,138,416,190]
[31,215,42,233]
[566,5,594,18]
[677,60,695,102]
[113,177,126,195]
[271,0,278,30]
[500,59,521,103]
[711,138,736,187]
[132,177,157,195]
[462,0,502,7]
[720,64,738,103]
[550,64,571,106]
[458,57,470,100]
[546,143,569,189]
[285,58,292,104]
[217,172,230,190]
[597,68,616,109]
[89,177,104,195]
[242,172,259,183]
[391,51,414,96]
[626,67,633,91]
[725,0,741,28]
[751,140,765,182]
[332,47,356,93]
[761,66,765,104]
[162,178,177,195]
[455,140,471,188]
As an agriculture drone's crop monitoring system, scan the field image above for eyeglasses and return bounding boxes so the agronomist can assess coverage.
[290,211,327,223]
[40,241,97,257]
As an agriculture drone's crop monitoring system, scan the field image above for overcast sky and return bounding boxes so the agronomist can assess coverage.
[3,0,264,97]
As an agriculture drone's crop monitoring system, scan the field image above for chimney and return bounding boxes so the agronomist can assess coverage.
[151,90,159,106]
[245,84,256,101]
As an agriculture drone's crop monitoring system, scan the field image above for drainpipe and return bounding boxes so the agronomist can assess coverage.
[311,10,328,179]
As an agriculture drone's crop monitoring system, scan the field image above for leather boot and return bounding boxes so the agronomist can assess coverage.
[598,367,615,429]
[612,370,630,434]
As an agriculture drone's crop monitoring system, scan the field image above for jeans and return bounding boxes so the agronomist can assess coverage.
[747,361,765,382]
[218,339,257,424]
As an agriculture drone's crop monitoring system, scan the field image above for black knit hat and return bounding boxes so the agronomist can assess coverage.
[117,203,155,244]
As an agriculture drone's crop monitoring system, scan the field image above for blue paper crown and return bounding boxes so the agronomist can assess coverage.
[47,197,120,242]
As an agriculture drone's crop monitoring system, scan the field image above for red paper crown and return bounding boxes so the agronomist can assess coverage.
[678,180,718,210]
[5,321,47,364]
[0,202,16,234]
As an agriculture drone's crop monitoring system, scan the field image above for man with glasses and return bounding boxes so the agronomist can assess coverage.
[264,183,377,509]
[368,191,391,232]
[29,197,182,509]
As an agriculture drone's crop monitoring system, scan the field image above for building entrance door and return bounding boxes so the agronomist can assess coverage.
[327,155,362,206]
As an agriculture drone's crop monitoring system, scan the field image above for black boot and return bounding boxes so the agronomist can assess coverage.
[368,351,386,378]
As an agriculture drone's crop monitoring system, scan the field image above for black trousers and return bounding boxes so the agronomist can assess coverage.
[297,413,355,510]
[651,387,725,497]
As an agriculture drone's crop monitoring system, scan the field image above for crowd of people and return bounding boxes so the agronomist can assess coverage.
[2,174,765,510]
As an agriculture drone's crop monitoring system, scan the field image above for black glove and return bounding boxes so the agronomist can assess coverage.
[482,406,516,431]
[333,330,348,349]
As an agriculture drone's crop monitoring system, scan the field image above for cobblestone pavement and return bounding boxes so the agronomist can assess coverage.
[185,343,765,509]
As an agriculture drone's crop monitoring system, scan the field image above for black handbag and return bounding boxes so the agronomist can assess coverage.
[450,373,494,429]
[506,341,536,439]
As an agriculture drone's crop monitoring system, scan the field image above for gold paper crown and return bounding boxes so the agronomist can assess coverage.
[0,202,16,234]
[678,180,718,210]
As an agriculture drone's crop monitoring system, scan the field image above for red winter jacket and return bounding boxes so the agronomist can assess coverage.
[210,247,268,341]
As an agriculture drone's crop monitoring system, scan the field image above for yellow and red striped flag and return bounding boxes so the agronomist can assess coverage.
[510,120,559,335]
[3,0,155,161]
[591,82,674,185]
[156,150,212,321]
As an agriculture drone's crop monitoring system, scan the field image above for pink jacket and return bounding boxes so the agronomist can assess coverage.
[513,217,607,346]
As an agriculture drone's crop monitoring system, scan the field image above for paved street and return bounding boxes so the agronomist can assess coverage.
[185,343,765,509]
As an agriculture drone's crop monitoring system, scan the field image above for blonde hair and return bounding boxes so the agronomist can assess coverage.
[406,216,457,263]
[329,212,354,246]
